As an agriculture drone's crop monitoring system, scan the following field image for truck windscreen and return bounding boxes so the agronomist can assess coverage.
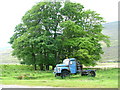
[63,59,70,65]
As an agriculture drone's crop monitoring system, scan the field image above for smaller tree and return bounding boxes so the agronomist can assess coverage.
[60,19,110,66]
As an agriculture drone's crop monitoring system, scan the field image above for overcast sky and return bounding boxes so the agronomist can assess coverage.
[0,0,119,49]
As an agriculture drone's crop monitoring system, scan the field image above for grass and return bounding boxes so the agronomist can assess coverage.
[0,65,119,88]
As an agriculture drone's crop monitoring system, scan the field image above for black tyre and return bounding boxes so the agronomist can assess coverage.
[55,73,60,77]
[55,74,57,77]
[61,70,70,79]
[89,71,96,77]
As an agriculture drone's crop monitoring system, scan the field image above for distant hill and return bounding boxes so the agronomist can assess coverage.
[0,49,20,64]
[101,21,118,62]
[0,21,118,64]
[102,21,118,40]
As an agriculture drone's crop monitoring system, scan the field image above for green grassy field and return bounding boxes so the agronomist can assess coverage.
[0,65,118,88]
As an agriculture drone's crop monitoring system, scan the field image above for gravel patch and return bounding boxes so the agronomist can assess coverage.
[0,84,55,88]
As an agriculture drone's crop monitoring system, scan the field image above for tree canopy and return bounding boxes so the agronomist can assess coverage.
[9,1,110,70]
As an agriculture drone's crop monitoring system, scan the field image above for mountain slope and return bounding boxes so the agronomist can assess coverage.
[101,21,118,62]
[102,21,118,40]
[0,49,20,64]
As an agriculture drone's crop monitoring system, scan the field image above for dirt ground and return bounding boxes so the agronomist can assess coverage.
[0,84,56,88]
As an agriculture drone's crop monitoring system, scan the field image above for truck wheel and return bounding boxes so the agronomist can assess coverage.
[55,74,57,77]
[55,73,60,77]
[89,71,96,77]
[61,70,70,79]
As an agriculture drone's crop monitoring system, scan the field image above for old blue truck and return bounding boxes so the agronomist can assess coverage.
[53,58,96,78]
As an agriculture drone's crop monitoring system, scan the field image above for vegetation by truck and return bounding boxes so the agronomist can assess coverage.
[53,58,96,78]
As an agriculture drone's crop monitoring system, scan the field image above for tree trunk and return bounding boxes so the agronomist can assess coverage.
[32,53,37,70]
[52,65,56,70]
[46,65,49,70]
[39,64,44,71]
[34,64,37,70]
[32,45,37,70]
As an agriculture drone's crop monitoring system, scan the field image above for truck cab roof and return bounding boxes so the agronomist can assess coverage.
[69,58,76,61]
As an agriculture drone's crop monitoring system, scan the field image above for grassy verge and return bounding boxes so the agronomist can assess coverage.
[0,65,118,88]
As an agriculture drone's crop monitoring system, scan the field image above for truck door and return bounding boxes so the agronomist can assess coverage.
[69,61,76,73]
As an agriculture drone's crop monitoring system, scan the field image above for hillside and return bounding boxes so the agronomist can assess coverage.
[101,21,118,62]
[0,21,118,64]
[102,21,118,40]
[0,49,20,64]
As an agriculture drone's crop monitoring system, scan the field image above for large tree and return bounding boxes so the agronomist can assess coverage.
[9,1,110,70]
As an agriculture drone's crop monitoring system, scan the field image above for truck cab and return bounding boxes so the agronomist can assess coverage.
[53,58,96,78]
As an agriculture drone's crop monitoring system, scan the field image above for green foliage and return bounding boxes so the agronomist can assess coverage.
[60,20,109,66]
[9,1,110,68]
